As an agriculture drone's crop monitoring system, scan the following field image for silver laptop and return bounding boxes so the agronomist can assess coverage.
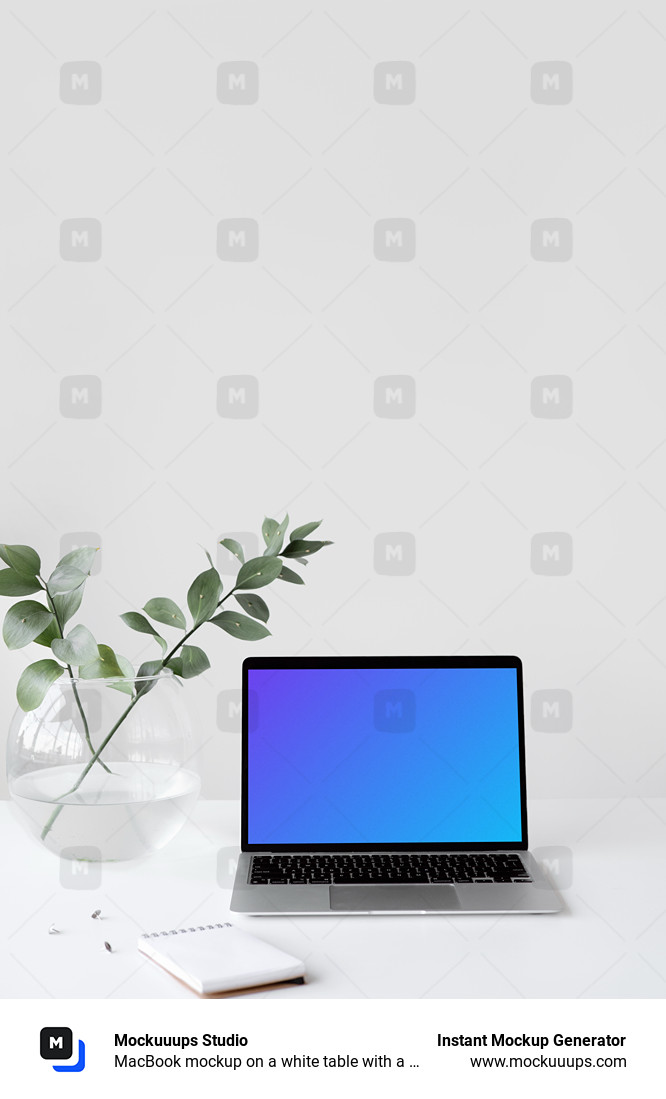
[231,656,562,915]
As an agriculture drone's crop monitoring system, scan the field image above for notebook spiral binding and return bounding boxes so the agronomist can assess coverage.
[140,923,232,939]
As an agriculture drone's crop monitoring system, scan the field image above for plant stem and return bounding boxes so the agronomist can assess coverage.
[40,693,141,840]
[42,579,111,774]
[162,622,202,665]
[40,585,240,843]
[161,586,237,665]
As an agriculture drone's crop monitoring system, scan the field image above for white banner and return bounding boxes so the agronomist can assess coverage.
[6,997,660,1099]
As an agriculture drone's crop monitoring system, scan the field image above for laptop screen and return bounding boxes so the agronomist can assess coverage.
[243,658,526,850]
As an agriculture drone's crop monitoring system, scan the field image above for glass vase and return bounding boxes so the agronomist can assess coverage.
[6,671,201,861]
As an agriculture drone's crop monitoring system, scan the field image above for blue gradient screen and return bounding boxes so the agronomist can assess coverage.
[246,666,523,845]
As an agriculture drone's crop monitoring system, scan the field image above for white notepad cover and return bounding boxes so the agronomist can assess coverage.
[138,922,305,994]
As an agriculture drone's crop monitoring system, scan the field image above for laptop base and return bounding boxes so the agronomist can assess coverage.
[230,852,563,915]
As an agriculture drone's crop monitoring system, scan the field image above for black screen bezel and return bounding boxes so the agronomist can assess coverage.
[241,655,528,852]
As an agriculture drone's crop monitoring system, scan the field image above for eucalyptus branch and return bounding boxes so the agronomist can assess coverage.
[161,586,238,666]
[1,518,332,852]
[39,588,242,840]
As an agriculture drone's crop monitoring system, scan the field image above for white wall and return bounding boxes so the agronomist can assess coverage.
[2,0,665,802]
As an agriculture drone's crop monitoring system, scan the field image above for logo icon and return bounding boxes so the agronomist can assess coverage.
[40,1027,86,1072]
[60,533,102,575]
[374,376,416,419]
[374,61,416,105]
[533,846,573,890]
[530,62,573,105]
[217,376,259,419]
[60,61,102,105]
[217,846,240,888]
[530,375,573,419]
[59,376,102,419]
[374,689,416,732]
[374,219,416,261]
[217,62,259,104]
[217,219,259,262]
[531,689,573,733]
[374,533,416,575]
[217,689,242,732]
[531,532,573,576]
[530,218,573,262]
[60,219,102,262]
[217,532,259,575]
[59,848,102,889]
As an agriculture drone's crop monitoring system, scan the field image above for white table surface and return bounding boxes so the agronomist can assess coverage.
[1,798,665,999]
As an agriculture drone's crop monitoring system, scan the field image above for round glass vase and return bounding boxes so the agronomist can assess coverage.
[6,671,201,861]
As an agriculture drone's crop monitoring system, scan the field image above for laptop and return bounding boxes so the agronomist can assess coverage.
[230,656,562,915]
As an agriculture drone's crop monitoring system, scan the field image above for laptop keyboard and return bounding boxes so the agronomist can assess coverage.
[249,852,532,885]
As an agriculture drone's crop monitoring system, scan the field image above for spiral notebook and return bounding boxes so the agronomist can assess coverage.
[138,922,305,996]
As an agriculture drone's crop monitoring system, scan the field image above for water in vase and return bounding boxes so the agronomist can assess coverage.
[11,762,201,861]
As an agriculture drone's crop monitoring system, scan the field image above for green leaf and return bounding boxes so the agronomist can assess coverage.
[277,564,305,585]
[166,656,183,676]
[136,659,163,696]
[2,601,54,651]
[0,544,41,579]
[33,618,60,647]
[281,539,333,559]
[235,593,270,622]
[120,611,167,656]
[56,546,98,575]
[52,585,84,628]
[187,567,223,626]
[51,625,98,667]
[235,555,282,590]
[137,659,162,679]
[116,654,134,678]
[47,564,87,595]
[17,659,64,712]
[209,611,271,641]
[143,597,186,631]
[179,645,211,679]
[0,569,42,596]
[289,520,322,541]
[263,513,289,556]
[261,517,279,545]
[219,538,245,564]
[107,653,135,696]
[79,643,125,680]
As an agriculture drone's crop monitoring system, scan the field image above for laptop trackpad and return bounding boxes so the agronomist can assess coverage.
[330,885,460,912]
